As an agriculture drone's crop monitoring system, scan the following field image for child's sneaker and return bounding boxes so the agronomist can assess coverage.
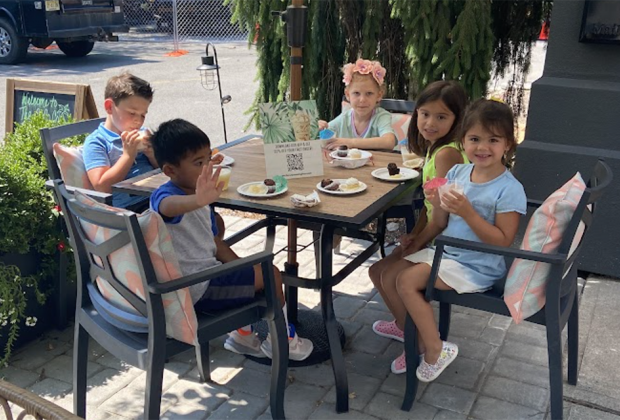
[372,320,404,342]
[224,329,265,358]
[261,324,314,361]
[416,341,458,382]
[390,351,425,374]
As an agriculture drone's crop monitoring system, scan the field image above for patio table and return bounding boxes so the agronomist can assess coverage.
[113,136,419,413]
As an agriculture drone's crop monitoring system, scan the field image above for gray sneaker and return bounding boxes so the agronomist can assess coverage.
[224,330,266,358]
[260,332,314,361]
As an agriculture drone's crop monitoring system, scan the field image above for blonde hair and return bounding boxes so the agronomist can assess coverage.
[104,72,153,104]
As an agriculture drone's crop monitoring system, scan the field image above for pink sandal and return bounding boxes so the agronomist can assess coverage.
[372,320,404,342]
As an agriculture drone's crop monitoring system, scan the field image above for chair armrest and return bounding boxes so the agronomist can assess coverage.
[46,179,113,204]
[527,198,544,208]
[149,250,274,294]
[434,235,566,264]
[217,134,262,151]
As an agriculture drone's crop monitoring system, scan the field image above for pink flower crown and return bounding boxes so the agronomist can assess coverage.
[342,59,386,87]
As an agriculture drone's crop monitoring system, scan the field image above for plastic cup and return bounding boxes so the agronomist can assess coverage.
[218,166,232,191]
[400,144,419,163]
[438,181,464,204]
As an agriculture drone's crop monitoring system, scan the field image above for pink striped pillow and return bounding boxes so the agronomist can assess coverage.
[74,192,198,345]
[504,173,586,323]
[52,144,93,189]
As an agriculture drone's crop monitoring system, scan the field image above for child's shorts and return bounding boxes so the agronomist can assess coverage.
[194,265,256,312]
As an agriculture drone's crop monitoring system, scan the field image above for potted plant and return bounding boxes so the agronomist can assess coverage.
[0,112,83,366]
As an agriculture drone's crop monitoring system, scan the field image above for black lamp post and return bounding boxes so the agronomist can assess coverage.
[197,43,232,144]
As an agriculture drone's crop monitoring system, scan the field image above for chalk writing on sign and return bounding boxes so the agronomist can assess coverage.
[14,91,75,124]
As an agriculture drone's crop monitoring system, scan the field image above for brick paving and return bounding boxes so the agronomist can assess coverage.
[1,213,619,420]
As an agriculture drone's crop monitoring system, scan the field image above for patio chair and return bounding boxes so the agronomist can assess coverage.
[40,117,111,204]
[40,117,111,330]
[373,98,422,257]
[53,180,289,420]
[0,379,84,420]
[400,160,613,420]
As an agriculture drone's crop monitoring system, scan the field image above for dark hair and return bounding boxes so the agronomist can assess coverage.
[104,72,154,104]
[150,119,211,168]
[460,99,516,166]
[406,80,468,157]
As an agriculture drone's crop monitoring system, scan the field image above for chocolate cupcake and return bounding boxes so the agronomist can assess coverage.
[337,145,349,158]
[320,178,340,191]
[264,178,276,194]
[387,162,400,176]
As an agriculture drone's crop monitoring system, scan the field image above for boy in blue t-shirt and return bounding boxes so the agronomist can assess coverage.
[83,72,156,210]
[148,118,313,361]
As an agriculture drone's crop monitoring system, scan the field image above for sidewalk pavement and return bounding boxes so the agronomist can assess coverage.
[1,213,620,420]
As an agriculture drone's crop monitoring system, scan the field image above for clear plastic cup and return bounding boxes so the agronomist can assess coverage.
[438,181,464,204]
[400,144,419,163]
[218,166,232,191]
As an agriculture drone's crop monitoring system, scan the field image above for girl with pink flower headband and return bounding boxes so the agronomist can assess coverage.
[318,58,397,150]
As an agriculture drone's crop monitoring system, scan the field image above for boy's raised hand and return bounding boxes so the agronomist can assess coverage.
[195,162,223,207]
[121,129,141,157]
[318,120,329,131]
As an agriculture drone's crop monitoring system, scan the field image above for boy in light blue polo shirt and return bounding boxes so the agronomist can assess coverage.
[83,72,156,210]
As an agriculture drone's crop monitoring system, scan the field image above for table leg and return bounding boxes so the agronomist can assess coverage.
[318,224,349,413]
[286,219,299,324]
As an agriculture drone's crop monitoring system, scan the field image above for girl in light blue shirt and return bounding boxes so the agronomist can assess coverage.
[381,99,526,382]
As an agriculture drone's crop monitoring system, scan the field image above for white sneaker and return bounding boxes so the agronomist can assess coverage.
[261,326,314,361]
[224,330,266,358]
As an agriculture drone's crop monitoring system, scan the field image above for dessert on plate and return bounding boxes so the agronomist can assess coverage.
[339,177,361,191]
[337,145,349,157]
[320,178,340,191]
[248,183,269,195]
[264,178,276,194]
[349,148,362,159]
[387,162,401,178]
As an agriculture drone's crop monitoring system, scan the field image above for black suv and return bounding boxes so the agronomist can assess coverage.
[0,0,128,64]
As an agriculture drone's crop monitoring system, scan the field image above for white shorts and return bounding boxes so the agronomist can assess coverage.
[403,248,490,294]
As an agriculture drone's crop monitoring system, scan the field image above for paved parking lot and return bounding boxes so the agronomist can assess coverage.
[1,41,258,147]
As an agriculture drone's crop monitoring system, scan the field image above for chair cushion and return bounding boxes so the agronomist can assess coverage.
[52,144,93,189]
[341,101,411,143]
[504,173,586,324]
[74,191,198,345]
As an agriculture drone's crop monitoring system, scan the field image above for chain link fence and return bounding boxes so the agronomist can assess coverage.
[122,0,247,45]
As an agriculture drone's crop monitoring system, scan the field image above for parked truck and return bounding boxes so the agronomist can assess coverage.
[0,0,128,65]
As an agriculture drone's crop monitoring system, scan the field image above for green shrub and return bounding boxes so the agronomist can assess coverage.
[0,111,86,366]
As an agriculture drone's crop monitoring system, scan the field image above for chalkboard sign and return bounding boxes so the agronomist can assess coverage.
[5,79,99,133]
[580,0,620,44]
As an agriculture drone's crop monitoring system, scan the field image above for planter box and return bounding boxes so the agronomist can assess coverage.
[0,252,55,356]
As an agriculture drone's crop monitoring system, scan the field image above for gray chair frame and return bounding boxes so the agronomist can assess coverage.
[401,160,613,420]
[40,117,112,204]
[39,118,111,330]
[53,180,289,420]
[375,98,421,257]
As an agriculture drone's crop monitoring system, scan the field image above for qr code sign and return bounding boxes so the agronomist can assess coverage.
[286,153,304,172]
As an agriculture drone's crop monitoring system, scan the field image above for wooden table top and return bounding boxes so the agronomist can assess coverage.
[114,138,420,228]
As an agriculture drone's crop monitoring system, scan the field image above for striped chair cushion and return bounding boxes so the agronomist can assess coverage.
[504,173,586,324]
[74,191,198,345]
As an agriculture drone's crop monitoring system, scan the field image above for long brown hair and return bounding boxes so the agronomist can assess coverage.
[407,81,467,157]
[460,99,517,167]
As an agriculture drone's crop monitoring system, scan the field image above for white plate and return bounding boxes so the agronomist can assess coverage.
[213,153,234,166]
[237,182,288,198]
[329,150,373,161]
[316,180,368,195]
[371,167,420,182]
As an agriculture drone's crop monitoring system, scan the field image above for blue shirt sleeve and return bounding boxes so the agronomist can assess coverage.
[209,206,219,237]
[497,178,527,215]
[445,164,460,182]
[373,108,396,142]
[150,182,184,224]
[83,132,111,171]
